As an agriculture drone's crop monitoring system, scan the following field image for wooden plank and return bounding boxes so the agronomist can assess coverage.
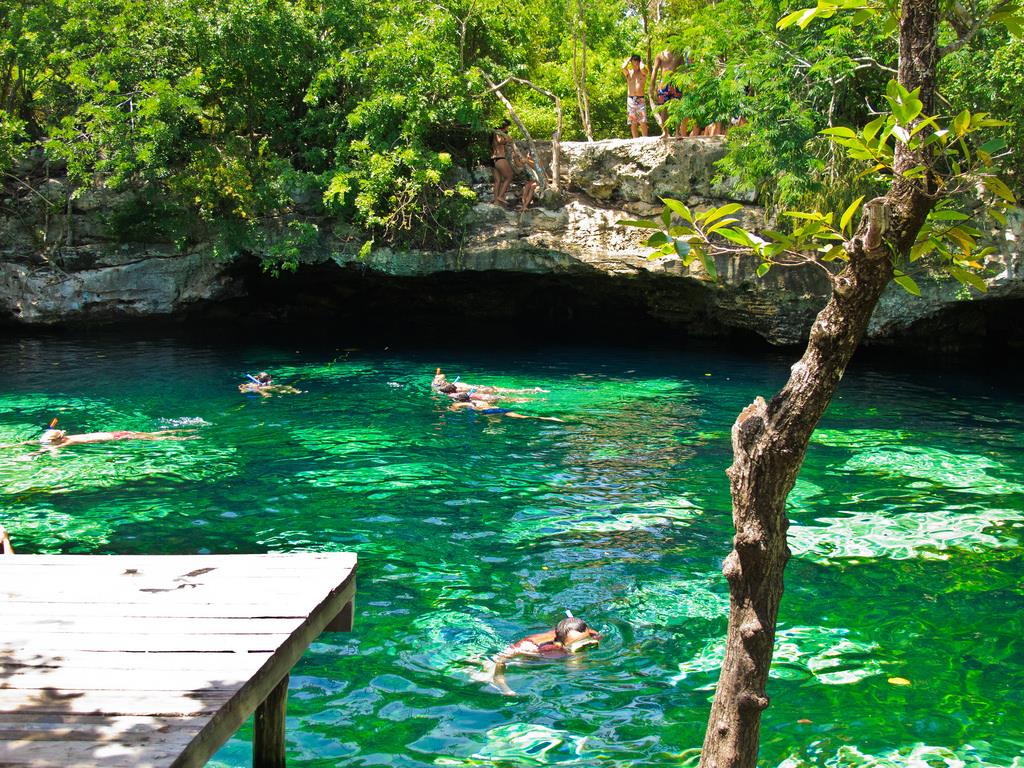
[0,713,204,742]
[0,666,263,693]
[1,651,272,674]
[0,688,234,717]
[0,572,349,600]
[0,731,201,767]
[0,601,312,619]
[0,616,303,636]
[5,633,292,654]
[0,553,357,568]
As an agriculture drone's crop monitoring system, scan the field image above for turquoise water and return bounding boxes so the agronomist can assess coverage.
[1,336,1022,767]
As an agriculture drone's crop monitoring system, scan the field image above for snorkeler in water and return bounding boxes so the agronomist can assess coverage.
[486,616,601,695]
[238,371,301,398]
[448,392,564,422]
[432,369,548,396]
[23,419,198,455]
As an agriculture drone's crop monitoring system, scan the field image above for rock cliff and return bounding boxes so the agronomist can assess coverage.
[1,137,1020,348]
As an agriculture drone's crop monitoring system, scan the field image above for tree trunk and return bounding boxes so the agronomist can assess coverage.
[696,3,941,767]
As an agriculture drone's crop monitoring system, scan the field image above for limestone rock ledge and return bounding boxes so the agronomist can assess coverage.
[1,136,1020,348]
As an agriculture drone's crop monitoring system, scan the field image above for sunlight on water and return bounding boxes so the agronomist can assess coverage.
[778,743,1024,768]
[789,506,1024,563]
[2,337,1021,768]
[673,625,883,689]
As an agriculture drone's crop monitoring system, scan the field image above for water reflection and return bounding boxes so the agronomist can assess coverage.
[0,338,1021,767]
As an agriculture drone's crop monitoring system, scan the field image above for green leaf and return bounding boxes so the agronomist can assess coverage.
[646,232,669,247]
[840,195,864,234]
[673,239,691,258]
[984,176,1018,204]
[893,271,921,296]
[662,198,694,223]
[862,115,885,143]
[953,109,970,137]
[716,227,756,248]
[702,203,744,225]
[662,206,672,229]
[821,126,858,139]
[619,219,662,229]
[777,8,808,29]
[947,264,987,293]
[699,251,718,281]
[929,210,970,221]
[989,208,1007,227]
[755,262,771,278]
[784,210,826,221]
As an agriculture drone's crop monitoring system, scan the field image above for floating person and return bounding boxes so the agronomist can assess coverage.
[448,392,564,422]
[0,524,13,555]
[28,419,198,454]
[432,369,547,396]
[486,616,601,695]
[238,371,301,397]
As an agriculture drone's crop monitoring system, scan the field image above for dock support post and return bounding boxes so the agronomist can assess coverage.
[325,598,354,632]
[254,673,289,768]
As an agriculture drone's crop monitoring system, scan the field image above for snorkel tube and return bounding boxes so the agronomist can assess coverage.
[246,374,262,385]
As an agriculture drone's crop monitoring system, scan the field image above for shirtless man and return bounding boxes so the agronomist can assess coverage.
[650,48,687,138]
[487,616,601,695]
[621,54,649,138]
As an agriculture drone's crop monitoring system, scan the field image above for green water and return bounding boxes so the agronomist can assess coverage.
[1,336,1022,768]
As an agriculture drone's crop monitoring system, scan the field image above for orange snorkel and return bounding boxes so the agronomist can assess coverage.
[48,418,58,429]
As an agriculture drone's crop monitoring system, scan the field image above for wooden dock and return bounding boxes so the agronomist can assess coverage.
[0,552,357,767]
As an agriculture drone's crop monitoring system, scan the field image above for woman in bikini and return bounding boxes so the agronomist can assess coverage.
[487,617,601,695]
[490,119,513,206]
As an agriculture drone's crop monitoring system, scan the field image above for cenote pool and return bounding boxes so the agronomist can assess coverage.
[1,335,1022,767]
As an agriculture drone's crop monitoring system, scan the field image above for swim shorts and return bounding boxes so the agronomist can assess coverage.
[657,85,682,105]
[627,96,647,125]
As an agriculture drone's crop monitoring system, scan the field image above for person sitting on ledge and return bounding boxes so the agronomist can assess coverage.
[238,372,301,397]
[486,616,601,695]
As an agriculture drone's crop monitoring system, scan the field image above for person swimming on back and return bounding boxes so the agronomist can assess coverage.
[432,369,547,396]
[487,616,601,695]
[448,392,564,422]
[238,371,301,398]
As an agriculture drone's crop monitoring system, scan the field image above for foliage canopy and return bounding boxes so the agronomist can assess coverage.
[0,0,1019,266]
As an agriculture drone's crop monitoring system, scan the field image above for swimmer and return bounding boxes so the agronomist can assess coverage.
[1,524,13,555]
[486,616,601,695]
[32,423,197,454]
[448,393,564,422]
[432,368,547,395]
[238,371,301,398]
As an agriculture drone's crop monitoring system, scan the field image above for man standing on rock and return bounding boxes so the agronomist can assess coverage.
[650,48,688,138]
[621,54,649,139]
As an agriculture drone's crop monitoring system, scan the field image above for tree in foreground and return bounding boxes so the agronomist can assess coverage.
[627,1,1019,766]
